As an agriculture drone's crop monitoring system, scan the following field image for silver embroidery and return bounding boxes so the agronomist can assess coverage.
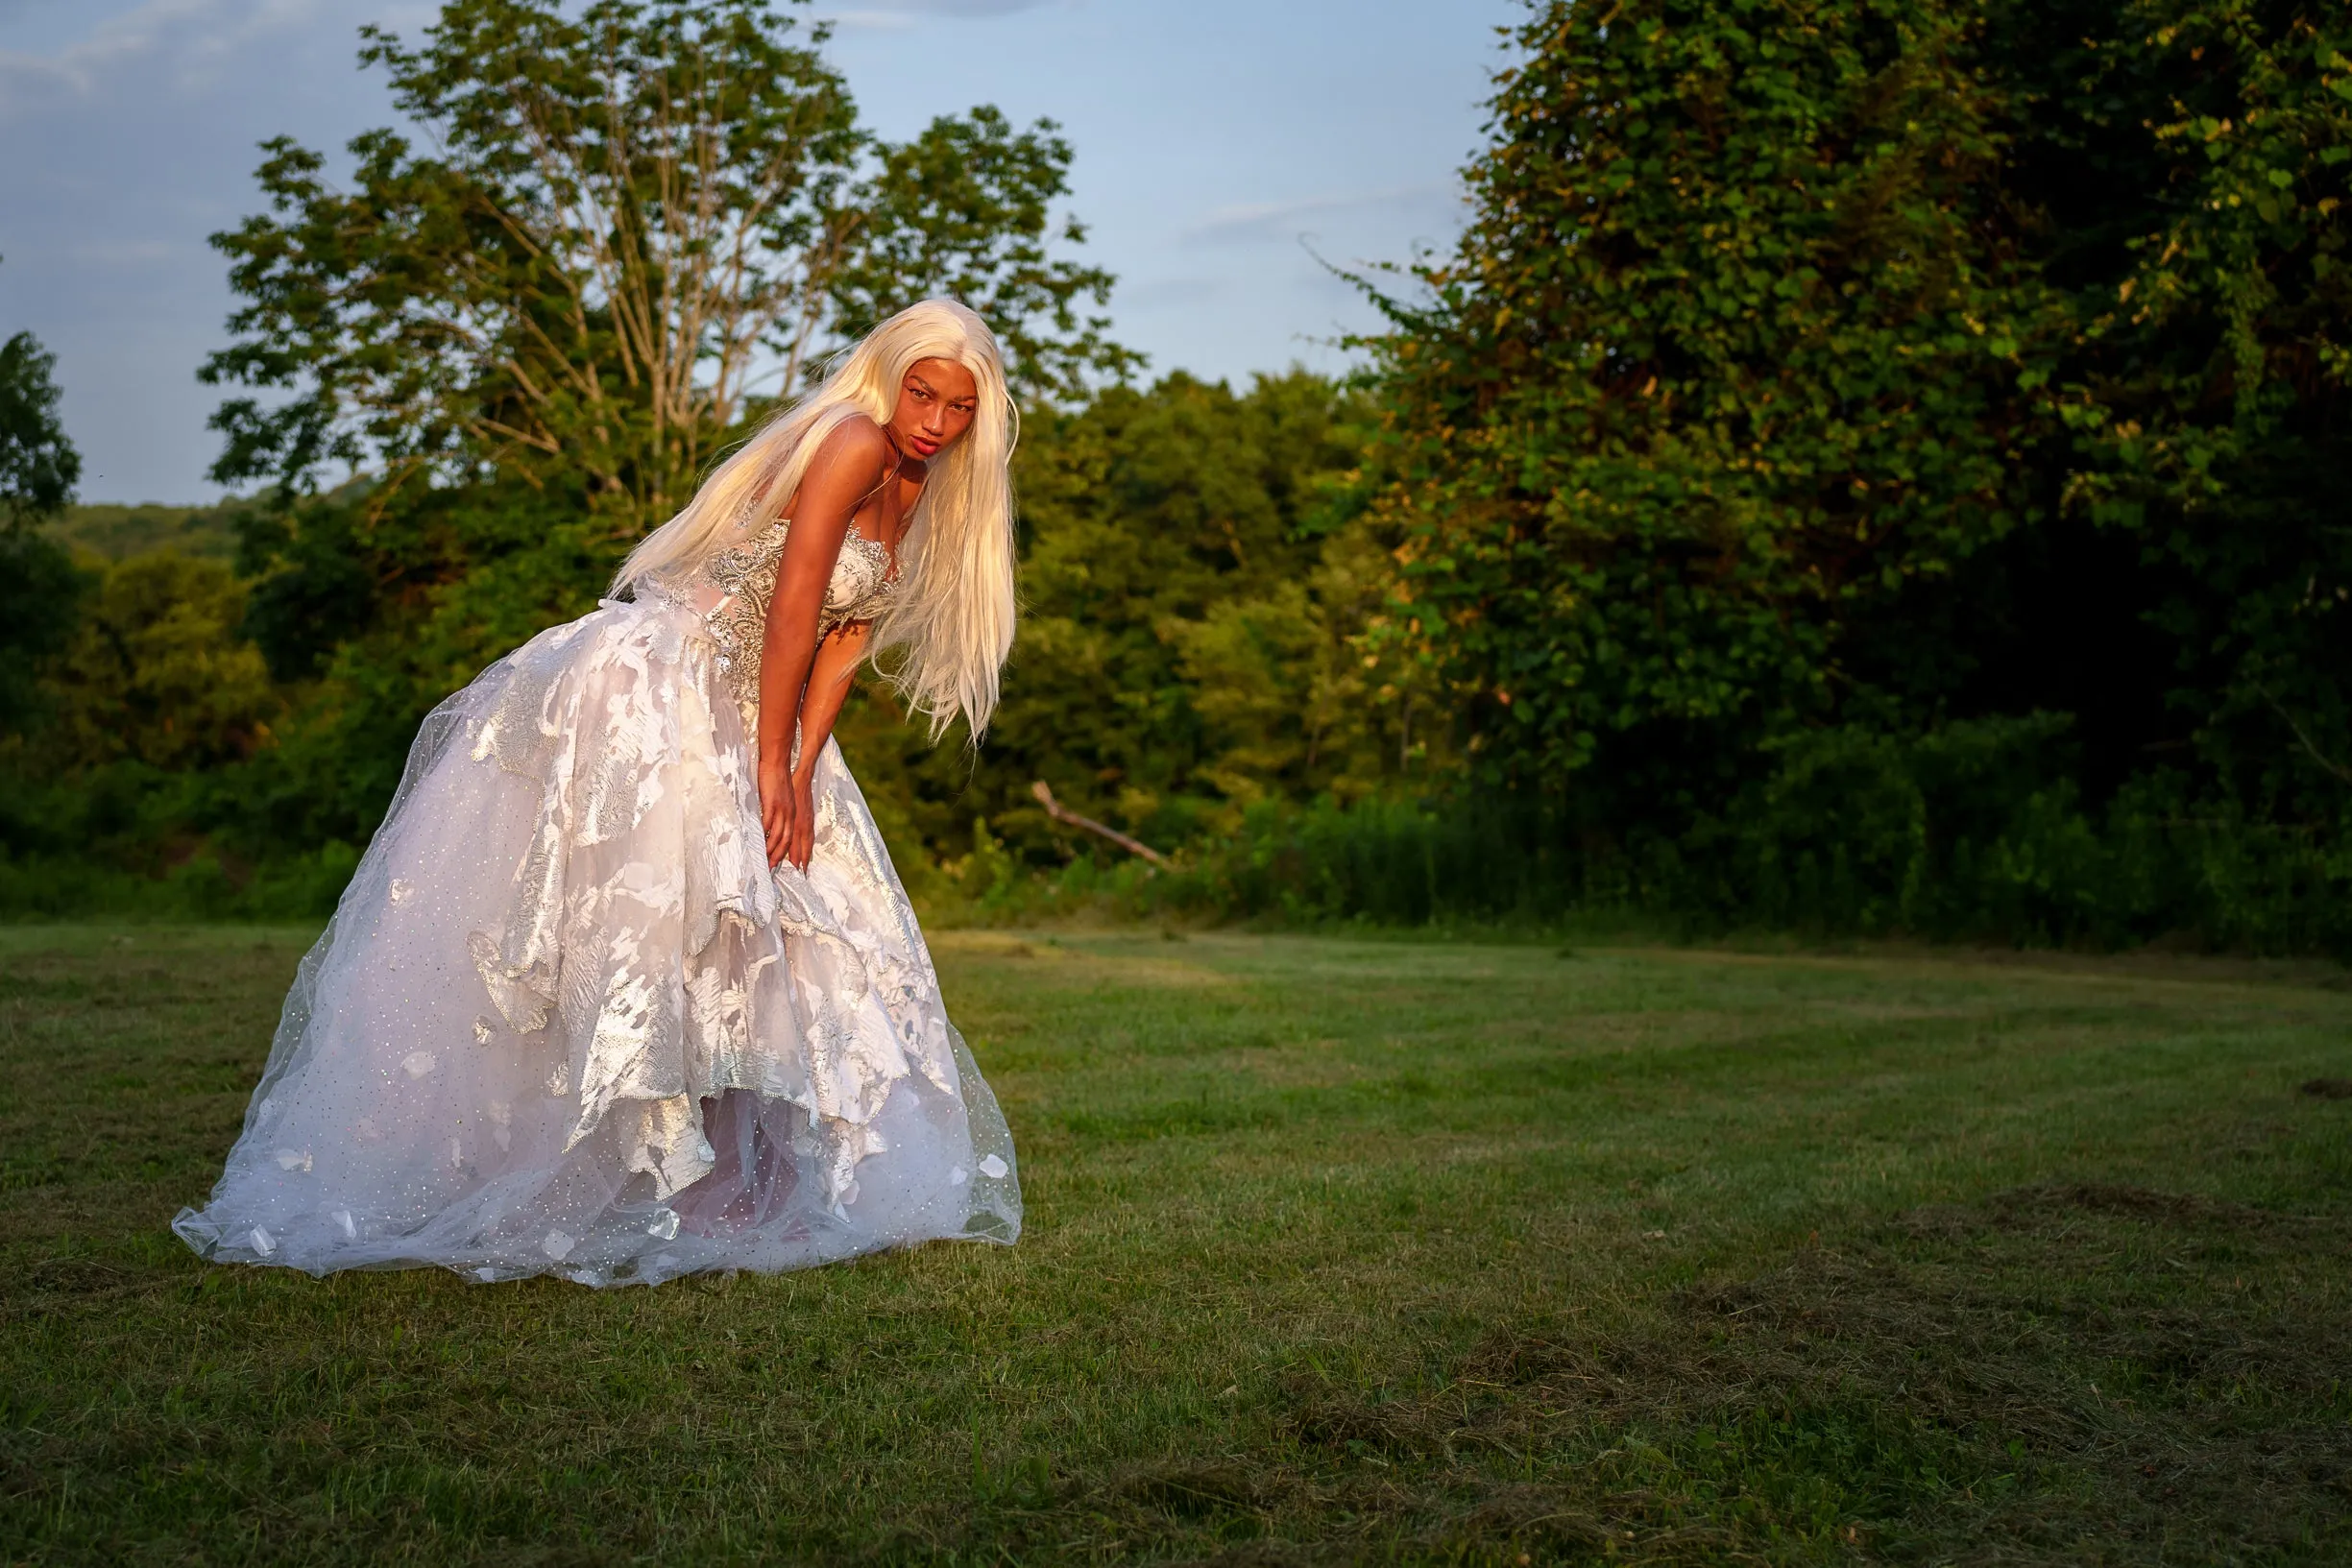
[699,519,896,728]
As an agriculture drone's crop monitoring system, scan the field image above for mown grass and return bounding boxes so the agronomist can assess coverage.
[3,925,2349,1565]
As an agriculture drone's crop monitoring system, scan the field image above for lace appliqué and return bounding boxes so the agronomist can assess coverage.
[698,519,896,722]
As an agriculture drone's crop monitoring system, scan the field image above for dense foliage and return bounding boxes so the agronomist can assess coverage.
[1334,0,2352,946]
[838,370,1402,867]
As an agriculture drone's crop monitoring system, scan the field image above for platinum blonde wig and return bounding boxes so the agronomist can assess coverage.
[613,299,1019,738]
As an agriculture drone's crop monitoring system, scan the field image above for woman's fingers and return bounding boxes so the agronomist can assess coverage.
[787,783,817,870]
[759,773,819,871]
[762,781,792,867]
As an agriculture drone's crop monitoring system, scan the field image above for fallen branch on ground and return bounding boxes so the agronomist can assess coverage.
[1031,781,1169,870]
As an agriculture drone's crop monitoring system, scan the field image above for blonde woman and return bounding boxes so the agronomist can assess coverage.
[176,301,1023,1285]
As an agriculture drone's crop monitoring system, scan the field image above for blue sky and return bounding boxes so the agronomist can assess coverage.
[0,0,1523,502]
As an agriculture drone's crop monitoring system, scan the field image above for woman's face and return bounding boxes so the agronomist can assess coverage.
[889,357,981,462]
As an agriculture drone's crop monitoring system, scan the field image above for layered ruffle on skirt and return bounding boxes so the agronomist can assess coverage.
[173,597,1020,1286]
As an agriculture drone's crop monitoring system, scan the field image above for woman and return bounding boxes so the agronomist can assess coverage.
[174,300,1023,1286]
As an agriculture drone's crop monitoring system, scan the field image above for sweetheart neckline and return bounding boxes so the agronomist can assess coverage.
[754,518,896,578]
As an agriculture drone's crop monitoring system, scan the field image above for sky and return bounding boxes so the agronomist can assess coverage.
[0,0,1524,503]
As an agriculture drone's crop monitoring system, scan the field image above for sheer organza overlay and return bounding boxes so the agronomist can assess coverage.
[174,573,1019,1286]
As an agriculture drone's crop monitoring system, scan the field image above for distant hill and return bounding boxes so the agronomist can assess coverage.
[48,501,245,561]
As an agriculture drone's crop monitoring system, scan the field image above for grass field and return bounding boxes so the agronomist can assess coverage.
[3,925,2349,1565]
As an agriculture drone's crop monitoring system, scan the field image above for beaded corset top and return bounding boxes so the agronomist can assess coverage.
[652,519,897,718]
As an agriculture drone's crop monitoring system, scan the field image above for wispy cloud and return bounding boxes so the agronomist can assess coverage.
[0,0,345,112]
[1180,183,1456,248]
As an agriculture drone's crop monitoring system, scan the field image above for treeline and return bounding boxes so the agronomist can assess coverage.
[0,373,1394,920]
[3,0,2348,952]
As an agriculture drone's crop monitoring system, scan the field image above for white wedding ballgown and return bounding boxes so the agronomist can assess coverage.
[174,519,1021,1285]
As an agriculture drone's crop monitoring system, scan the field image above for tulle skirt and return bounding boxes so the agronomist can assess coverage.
[173,596,1020,1286]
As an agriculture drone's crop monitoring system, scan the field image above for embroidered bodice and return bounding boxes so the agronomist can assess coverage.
[651,519,896,721]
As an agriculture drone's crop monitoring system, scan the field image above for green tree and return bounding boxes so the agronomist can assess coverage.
[1361,0,2058,807]
[2037,1,2352,814]
[0,327,81,531]
[42,555,280,773]
[826,105,1140,403]
[204,0,1133,842]
[0,290,86,734]
[1360,0,2351,834]
[208,0,1129,511]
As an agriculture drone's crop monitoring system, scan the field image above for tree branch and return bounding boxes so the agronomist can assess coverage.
[1031,781,1169,869]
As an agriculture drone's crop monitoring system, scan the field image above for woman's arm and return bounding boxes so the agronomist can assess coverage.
[774,620,873,870]
[756,418,891,868]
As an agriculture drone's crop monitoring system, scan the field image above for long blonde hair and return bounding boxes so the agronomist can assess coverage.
[613,299,1019,738]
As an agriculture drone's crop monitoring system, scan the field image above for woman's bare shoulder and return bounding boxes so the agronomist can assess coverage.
[807,415,891,486]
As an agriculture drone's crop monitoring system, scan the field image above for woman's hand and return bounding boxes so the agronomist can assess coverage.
[760,759,795,869]
[782,769,818,871]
